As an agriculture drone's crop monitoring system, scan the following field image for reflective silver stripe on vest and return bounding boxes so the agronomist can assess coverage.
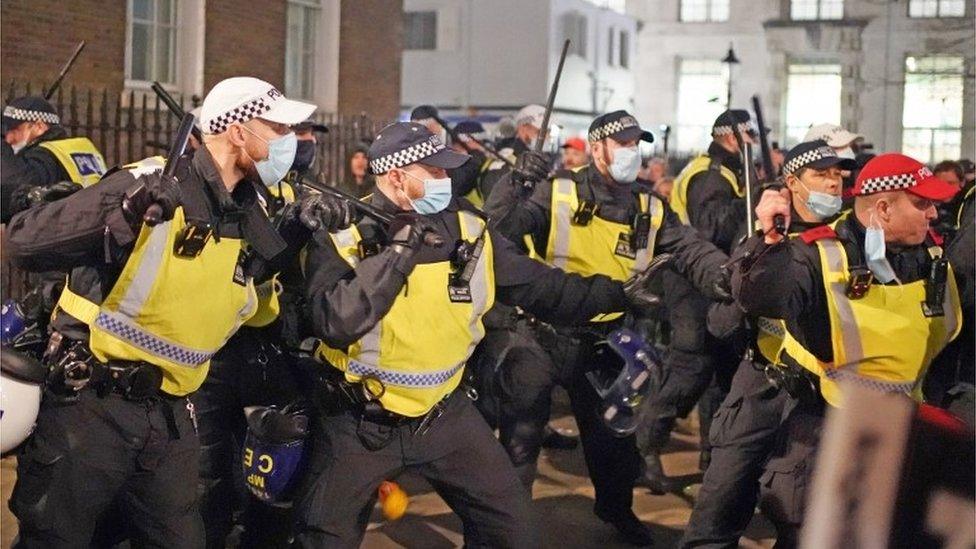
[94,311,215,367]
[631,195,661,276]
[942,266,959,341]
[459,212,491,360]
[551,179,574,269]
[348,359,464,388]
[118,221,171,317]
[821,240,865,367]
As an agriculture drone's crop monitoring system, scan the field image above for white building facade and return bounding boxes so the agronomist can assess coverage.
[627,0,975,163]
[401,0,639,137]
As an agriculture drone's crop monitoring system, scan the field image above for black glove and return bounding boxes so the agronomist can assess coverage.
[511,151,550,193]
[623,253,673,310]
[244,401,310,444]
[711,264,735,304]
[122,173,182,226]
[387,213,443,251]
[297,193,357,232]
[25,181,83,206]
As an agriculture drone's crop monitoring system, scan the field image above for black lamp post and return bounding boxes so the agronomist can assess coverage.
[721,43,740,107]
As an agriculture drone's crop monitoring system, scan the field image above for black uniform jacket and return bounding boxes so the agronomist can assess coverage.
[485,163,730,301]
[685,141,748,254]
[6,147,296,341]
[2,126,74,222]
[302,190,628,349]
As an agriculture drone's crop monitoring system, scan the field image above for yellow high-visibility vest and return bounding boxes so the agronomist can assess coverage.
[316,211,496,416]
[55,207,258,396]
[779,234,961,407]
[38,137,107,187]
[670,154,741,225]
[543,174,663,322]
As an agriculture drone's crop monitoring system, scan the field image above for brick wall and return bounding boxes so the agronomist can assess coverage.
[337,0,403,120]
[0,0,127,93]
[204,0,287,90]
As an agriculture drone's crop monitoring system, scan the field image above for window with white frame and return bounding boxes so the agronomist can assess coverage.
[908,0,966,17]
[404,11,437,50]
[619,30,630,69]
[902,56,965,164]
[285,0,320,100]
[676,59,729,152]
[561,11,589,58]
[790,0,843,20]
[127,0,178,84]
[680,0,729,22]
[783,64,842,146]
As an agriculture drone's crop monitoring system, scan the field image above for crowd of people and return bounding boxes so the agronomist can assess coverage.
[0,72,972,549]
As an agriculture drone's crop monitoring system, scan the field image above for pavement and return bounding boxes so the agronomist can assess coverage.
[0,392,775,548]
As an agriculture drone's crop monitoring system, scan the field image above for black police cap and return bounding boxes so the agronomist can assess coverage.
[782,139,856,176]
[587,110,653,143]
[2,96,60,133]
[712,109,753,136]
[367,121,468,175]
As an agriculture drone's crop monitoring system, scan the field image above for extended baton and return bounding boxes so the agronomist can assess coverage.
[44,41,86,100]
[143,113,195,225]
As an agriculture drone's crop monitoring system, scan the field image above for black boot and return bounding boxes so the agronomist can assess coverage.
[541,425,579,449]
[595,508,654,547]
[636,450,676,495]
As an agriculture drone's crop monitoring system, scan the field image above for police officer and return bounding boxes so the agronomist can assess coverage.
[445,119,491,207]
[479,104,548,203]
[5,76,352,548]
[490,110,731,545]
[680,140,854,548]
[731,152,963,546]
[2,96,107,222]
[641,109,756,487]
[295,121,653,547]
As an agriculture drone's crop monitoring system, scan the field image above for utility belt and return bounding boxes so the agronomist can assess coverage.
[44,332,167,401]
[314,364,462,436]
[760,359,822,404]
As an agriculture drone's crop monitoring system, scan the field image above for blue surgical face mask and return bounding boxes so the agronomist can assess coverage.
[404,171,453,214]
[243,125,297,187]
[800,181,842,220]
[609,145,641,183]
[865,214,898,284]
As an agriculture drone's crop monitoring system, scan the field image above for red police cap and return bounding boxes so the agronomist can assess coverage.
[852,153,959,201]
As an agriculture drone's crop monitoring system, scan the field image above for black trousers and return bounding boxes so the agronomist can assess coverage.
[479,319,642,516]
[642,270,737,454]
[193,332,305,549]
[10,389,202,548]
[680,360,788,548]
[292,392,536,548]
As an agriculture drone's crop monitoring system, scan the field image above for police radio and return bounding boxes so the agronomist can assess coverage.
[922,257,948,317]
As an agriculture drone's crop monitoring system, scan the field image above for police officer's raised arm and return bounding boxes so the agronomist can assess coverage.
[6,170,140,271]
[652,202,731,301]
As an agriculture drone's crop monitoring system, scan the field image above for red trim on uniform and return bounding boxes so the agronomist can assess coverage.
[800,225,837,245]
[927,228,944,247]
[917,403,967,437]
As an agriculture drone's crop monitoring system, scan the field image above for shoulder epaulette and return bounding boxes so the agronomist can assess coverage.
[799,224,837,245]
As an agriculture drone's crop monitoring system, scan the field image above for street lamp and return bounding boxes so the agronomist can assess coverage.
[721,43,740,108]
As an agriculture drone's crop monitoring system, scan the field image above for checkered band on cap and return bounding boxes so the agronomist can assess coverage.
[369,135,446,174]
[3,106,60,125]
[783,145,837,175]
[857,172,921,195]
[205,95,274,134]
[713,121,753,136]
[588,115,639,141]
